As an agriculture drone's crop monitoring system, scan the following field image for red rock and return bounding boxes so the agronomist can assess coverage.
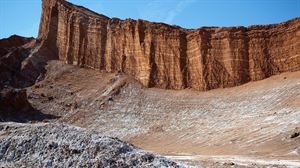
[0,36,36,87]
[38,0,300,91]
[0,35,34,56]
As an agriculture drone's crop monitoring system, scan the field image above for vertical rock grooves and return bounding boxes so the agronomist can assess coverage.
[39,0,300,91]
[179,31,188,89]
[38,0,59,58]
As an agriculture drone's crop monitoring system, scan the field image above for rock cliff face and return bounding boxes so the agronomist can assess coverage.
[39,0,300,90]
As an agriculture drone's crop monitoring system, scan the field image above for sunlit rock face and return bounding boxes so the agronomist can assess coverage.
[39,0,300,91]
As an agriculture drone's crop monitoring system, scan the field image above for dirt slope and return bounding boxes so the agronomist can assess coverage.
[25,60,300,167]
[1,0,299,167]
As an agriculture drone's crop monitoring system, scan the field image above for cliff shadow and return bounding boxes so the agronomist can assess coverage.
[0,88,60,123]
[148,42,158,87]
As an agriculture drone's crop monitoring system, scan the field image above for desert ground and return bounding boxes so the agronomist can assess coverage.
[0,0,299,167]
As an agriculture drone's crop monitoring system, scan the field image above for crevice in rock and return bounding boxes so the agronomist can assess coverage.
[148,42,158,87]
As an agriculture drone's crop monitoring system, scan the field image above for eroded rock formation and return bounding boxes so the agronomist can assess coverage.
[0,35,34,56]
[39,0,300,90]
[0,88,58,122]
[0,35,36,88]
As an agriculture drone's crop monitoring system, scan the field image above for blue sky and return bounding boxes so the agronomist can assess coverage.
[0,0,299,38]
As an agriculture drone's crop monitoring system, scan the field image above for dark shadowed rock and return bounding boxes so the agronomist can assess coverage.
[0,35,37,88]
[0,88,58,122]
[0,35,34,56]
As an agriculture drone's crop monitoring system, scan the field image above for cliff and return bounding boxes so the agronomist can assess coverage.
[38,0,300,90]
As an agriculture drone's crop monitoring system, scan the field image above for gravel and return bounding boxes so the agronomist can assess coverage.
[0,122,194,168]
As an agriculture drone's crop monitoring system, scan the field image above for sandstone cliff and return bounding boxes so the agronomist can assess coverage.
[38,0,300,90]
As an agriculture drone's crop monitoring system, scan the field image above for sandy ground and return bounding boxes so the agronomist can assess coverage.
[27,60,300,167]
[166,154,300,167]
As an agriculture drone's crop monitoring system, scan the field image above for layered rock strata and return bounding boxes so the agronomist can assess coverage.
[0,35,36,88]
[0,35,34,56]
[39,0,300,90]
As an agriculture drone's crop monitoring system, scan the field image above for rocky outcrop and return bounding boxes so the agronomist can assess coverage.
[39,0,300,90]
[0,36,36,88]
[0,88,57,122]
[0,122,190,167]
[0,88,33,115]
[0,35,34,56]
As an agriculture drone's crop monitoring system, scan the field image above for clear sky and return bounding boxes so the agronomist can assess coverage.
[0,0,299,39]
